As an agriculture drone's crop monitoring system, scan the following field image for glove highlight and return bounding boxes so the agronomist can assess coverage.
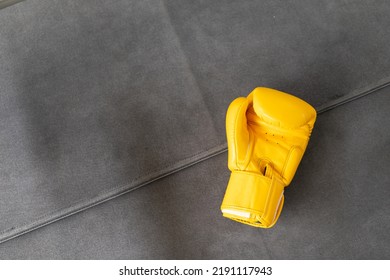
[221,87,316,228]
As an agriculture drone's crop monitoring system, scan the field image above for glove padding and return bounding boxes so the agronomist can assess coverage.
[221,87,316,228]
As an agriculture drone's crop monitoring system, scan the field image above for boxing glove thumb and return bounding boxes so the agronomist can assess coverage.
[221,95,285,228]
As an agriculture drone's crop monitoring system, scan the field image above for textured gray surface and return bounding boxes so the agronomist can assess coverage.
[163,0,390,135]
[0,0,390,257]
[0,0,222,241]
[0,89,389,259]
[0,0,23,10]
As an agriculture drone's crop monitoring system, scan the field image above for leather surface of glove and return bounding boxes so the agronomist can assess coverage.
[221,87,316,228]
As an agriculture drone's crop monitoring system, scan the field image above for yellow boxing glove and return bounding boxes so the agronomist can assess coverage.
[221,87,316,228]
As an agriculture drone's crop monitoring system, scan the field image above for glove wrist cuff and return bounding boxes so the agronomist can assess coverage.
[221,171,285,228]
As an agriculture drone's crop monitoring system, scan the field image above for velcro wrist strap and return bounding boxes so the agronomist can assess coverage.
[221,171,285,228]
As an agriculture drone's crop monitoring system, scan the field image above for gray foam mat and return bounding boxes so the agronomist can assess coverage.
[1,0,390,243]
[0,88,389,259]
[0,0,222,242]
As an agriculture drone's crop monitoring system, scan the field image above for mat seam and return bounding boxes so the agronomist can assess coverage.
[0,144,227,242]
[0,80,388,244]
[0,0,24,10]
